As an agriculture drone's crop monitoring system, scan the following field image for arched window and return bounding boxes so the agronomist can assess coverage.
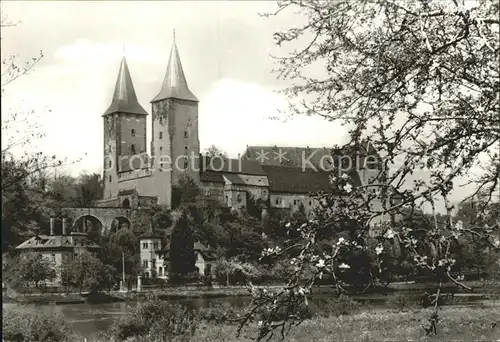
[122,198,130,209]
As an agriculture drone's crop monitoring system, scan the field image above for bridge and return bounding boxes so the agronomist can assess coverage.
[61,207,137,234]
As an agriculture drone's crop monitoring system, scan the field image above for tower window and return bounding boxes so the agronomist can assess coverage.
[184,131,188,138]
[131,129,135,136]
[184,161,188,169]
[185,146,188,150]
[159,146,163,152]
[109,160,112,168]
[131,144,136,153]
[159,132,163,139]
[109,175,112,182]
[159,117,163,125]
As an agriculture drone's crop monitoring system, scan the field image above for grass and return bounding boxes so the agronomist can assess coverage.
[189,306,500,342]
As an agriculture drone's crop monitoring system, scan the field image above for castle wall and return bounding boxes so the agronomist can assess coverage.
[200,181,225,203]
[119,115,147,156]
[103,114,119,199]
[269,192,319,215]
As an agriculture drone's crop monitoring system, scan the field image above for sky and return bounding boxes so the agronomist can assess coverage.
[1,1,350,176]
[1,1,495,210]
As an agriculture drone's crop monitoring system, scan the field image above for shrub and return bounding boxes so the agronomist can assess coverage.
[386,293,417,311]
[109,301,197,341]
[317,294,361,317]
[3,310,74,342]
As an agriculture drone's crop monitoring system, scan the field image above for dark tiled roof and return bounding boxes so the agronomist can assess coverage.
[16,234,100,250]
[243,142,382,171]
[139,231,163,239]
[222,173,246,185]
[200,156,265,175]
[103,57,148,116]
[200,170,224,183]
[262,165,332,194]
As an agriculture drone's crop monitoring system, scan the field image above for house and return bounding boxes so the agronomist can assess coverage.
[14,218,100,285]
[138,231,216,279]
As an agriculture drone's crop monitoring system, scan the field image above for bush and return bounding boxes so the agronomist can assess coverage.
[109,301,197,341]
[386,293,417,311]
[317,294,361,317]
[3,310,74,342]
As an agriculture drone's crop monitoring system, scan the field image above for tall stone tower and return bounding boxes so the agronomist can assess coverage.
[151,32,200,208]
[103,57,148,200]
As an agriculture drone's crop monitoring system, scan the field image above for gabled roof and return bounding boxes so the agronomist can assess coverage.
[151,32,198,103]
[103,57,148,116]
[242,142,382,171]
[16,234,100,250]
[200,156,265,175]
[223,173,269,187]
[262,165,333,194]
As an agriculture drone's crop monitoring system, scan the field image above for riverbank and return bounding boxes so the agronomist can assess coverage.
[4,280,499,305]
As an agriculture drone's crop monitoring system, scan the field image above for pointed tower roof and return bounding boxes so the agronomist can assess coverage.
[151,30,198,103]
[103,56,148,116]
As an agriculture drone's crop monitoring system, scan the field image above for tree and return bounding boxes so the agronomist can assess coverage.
[73,173,103,207]
[60,250,116,293]
[234,1,500,339]
[169,210,196,278]
[5,253,57,289]
[203,145,228,158]
[171,175,201,209]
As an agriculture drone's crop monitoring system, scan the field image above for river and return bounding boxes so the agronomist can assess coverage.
[2,293,494,339]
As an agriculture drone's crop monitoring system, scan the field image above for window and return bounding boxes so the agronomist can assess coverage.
[109,160,112,168]
[151,259,156,269]
[204,189,211,196]
[51,254,56,262]
[158,267,163,276]
[185,146,188,150]
[131,144,136,153]
[293,199,297,205]
[159,146,163,151]
[108,144,112,152]
[309,200,312,206]
[159,132,163,139]
[153,242,158,250]
[184,131,188,138]
[184,161,188,169]
[109,175,112,182]
[131,129,135,136]
[275,197,282,205]
[143,260,149,268]
[159,117,163,125]
[142,242,148,250]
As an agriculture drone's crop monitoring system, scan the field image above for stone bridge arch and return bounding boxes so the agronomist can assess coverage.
[63,207,134,235]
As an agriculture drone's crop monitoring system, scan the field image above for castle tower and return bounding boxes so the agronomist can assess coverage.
[151,31,200,208]
[103,56,148,200]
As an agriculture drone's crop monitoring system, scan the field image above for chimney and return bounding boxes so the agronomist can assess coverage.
[50,218,55,235]
[62,218,68,235]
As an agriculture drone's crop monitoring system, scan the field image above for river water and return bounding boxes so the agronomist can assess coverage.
[2,293,493,339]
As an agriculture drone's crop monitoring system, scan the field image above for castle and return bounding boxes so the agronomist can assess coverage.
[94,33,383,220]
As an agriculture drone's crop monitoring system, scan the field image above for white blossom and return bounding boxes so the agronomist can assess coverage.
[375,245,384,255]
[336,237,346,245]
[328,174,337,184]
[285,222,291,228]
[384,229,395,239]
[343,183,353,193]
[494,238,500,248]
[454,220,464,231]
[341,173,349,180]
[316,259,325,268]
[258,321,263,327]
[298,287,306,295]
[339,263,350,269]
